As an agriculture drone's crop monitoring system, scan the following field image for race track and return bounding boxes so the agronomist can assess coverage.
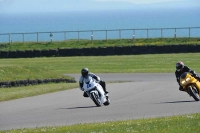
[0,73,200,131]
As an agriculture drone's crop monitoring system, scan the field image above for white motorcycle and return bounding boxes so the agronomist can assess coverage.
[82,76,110,107]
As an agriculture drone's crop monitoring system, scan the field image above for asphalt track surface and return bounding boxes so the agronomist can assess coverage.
[0,73,200,131]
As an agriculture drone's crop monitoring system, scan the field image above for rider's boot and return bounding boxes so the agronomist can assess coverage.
[104,88,109,94]
[103,87,109,100]
[100,80,109,94]
[103,87,109,95]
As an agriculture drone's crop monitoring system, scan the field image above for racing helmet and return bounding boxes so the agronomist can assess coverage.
[81,68,89,77]
[176,61,184,71]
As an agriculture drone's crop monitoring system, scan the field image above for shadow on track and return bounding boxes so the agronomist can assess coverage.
[158,100,196,104]
[59,106,97,109]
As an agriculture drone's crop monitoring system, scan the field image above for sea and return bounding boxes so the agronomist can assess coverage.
[0,8,200,42]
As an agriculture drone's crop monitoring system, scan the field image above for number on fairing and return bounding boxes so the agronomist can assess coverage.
[87,84,91,88]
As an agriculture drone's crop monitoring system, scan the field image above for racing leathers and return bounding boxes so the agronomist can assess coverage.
[175,66,200,91]
[79,73,108,97]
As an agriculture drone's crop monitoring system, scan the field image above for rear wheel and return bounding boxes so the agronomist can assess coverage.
[91,92,101,106]
[188,86,200,101]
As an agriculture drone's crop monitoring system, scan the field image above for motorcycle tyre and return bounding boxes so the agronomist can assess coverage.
[188,86,200,101]
[91,92,101,107]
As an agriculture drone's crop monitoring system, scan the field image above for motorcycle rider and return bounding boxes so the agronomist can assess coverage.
[175,61,200,91]
[79,68,109,97]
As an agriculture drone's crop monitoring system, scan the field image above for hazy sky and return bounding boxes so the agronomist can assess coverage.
[0,0,200,14]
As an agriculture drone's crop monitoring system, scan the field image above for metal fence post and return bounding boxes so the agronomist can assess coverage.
[189,27,190,38]
[147,28,149,39]
[132,35,135,43]
[37,32,39,43]
[50,32,53,43]
[133,29,135,38]
[119,29,121,40]
[106,30,107,41]
[174,28,176,39]
[91,31,93,44]
[64,31,66,41]
[9,33,11,44]
[22,33,24,44]
[78,31,80,42]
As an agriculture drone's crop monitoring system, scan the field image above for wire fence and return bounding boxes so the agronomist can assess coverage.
[0,27,200,43]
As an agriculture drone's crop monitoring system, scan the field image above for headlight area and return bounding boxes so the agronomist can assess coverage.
[181,78,191,85]
[186,78,190,82]
[181,81,186,85]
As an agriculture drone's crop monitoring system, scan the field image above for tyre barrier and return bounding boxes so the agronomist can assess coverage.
[49,49,58,57]
[196,45,200,52]
[0,44,200,58]
[24,50,34,58]
[0,78,76,88]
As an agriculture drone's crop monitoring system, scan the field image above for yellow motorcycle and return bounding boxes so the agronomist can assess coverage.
[180,72,200,101]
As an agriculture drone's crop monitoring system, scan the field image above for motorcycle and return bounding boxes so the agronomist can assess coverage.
[180,72,200,101]
[82,76,110,106]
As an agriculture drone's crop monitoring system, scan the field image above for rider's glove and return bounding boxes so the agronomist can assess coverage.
[96,80,100,83]
[179,86,184,91]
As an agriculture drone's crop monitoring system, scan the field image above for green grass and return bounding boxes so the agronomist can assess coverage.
[0,83,78,102]
[1,113,200,133]
[0,53,200,82]
[0,37,200,51]
[0,57,74,81]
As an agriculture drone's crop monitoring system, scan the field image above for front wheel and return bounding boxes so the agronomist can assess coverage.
[188,86,200,101]
[91,92,101,107]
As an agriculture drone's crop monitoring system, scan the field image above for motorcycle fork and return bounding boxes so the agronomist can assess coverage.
[88,89,101,98]
[186,84,199,96]
[191,84,199,94]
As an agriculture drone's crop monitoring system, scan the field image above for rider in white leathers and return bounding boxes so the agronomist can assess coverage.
[79,68,109,97]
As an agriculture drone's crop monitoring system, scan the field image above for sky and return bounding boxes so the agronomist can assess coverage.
[0,0,200,14]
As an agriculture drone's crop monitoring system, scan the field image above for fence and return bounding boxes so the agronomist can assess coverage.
[0,27,200,43]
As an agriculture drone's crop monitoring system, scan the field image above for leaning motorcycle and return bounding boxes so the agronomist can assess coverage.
[82,76,110,106]
[180,72,200,101]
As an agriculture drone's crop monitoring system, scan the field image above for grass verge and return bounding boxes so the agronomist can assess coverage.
[0,53,200,81]
[1,38,200,51]
[0,83,78,102]
[1,113,200,133]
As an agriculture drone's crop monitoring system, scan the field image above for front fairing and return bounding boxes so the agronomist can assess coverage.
[83,77,97,91]
[180,72,198,88]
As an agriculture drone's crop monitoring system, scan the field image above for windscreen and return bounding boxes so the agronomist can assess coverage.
[84,76,92,84]
[180,72,188,79]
